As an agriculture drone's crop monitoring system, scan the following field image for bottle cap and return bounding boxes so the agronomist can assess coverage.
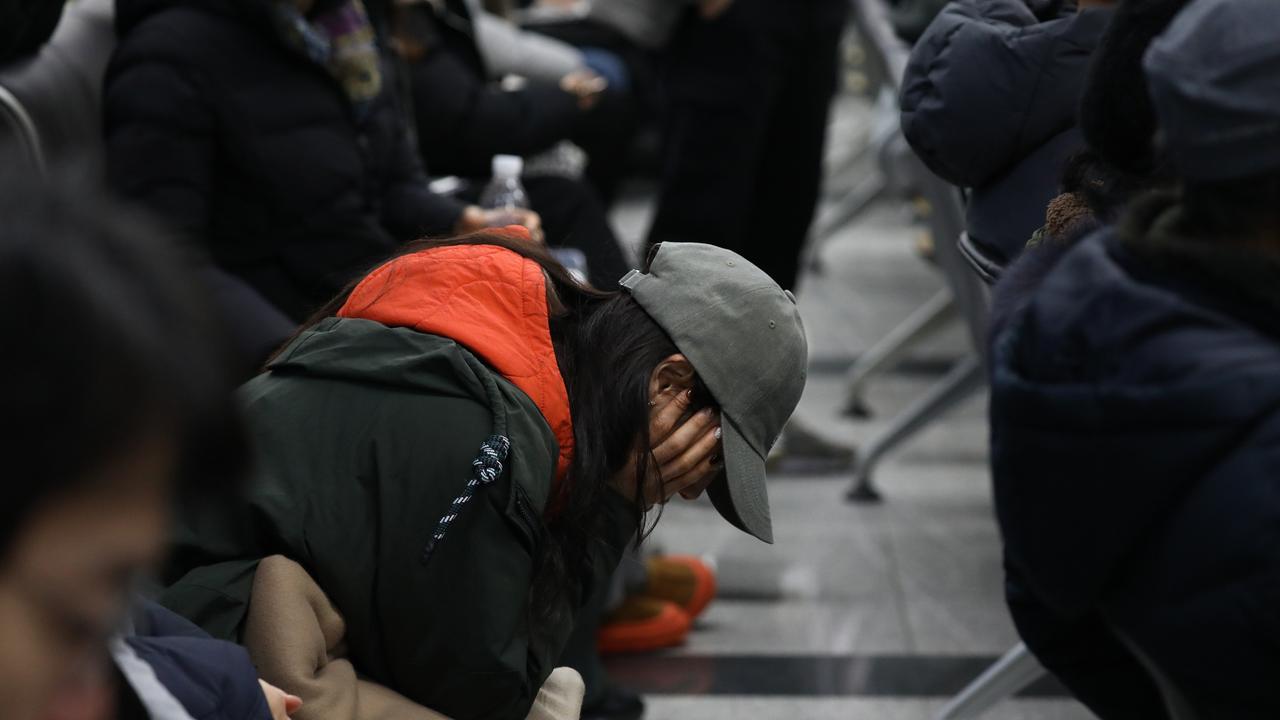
[492,155,523,178]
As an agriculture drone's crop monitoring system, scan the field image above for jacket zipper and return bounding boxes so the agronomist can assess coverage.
[513,489,543,547]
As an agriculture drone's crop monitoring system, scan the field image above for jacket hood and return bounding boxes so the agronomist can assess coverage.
[335,242,574,481]
[990,225,1280,615]
[900,0,1113,190]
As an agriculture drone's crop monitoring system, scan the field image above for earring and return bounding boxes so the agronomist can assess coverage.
[648,399,658,407]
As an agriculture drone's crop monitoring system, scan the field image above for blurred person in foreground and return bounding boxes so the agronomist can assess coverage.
[159,235,807,719]
[989,0,1280,715]
[0,174,299,719]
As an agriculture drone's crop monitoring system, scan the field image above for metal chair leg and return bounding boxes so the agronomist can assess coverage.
[846,354,984,503]
[933,643,1047,720]
[841,288,957,417]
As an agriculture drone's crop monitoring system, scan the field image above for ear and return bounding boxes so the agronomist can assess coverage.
[648,353,695,402]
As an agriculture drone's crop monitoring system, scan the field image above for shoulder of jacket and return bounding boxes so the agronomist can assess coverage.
[114,6,257,68]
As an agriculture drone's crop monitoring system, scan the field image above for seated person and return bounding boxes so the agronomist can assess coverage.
[159,236,808,720]
[389,0,635,203]
[104,0,539,324]
[386,0,631,287]
[521,0,690,122]
[989,0,1280,715]
[0,175,293,720]
[900,0,1116,265]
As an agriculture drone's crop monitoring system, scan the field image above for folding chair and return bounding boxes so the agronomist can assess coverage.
[847,154,989,502]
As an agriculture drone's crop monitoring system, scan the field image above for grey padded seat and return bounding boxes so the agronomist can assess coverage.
[0,0,115,173]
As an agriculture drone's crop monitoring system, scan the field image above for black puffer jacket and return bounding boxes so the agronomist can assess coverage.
[900,0,1112,264]
[105,0,465,321]
[990,196,1280,718]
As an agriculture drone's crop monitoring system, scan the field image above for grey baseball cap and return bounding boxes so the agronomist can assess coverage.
[619,243,809,543]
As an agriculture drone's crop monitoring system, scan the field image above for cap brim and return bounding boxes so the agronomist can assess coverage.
[707,417,773,543]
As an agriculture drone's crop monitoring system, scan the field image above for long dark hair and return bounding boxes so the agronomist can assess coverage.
[289,233,716,624]
[0,171,248,558]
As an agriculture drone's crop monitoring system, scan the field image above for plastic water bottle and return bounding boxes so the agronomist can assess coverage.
[479,155,590,285]
[478,155,529,221]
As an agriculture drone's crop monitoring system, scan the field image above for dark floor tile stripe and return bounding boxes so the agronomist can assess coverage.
[604,654,1069,698]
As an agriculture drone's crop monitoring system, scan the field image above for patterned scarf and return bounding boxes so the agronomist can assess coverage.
[271,0,383,118]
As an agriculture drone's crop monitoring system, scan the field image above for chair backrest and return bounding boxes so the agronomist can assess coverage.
[0,83,43,171]
[907,155,991,357]
[0,0,116,176]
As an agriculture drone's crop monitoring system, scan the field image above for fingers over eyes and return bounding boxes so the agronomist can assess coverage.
[650,388,693,445]
[653,407,718,466]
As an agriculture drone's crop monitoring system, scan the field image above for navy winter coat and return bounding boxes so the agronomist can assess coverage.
[989,203,1280,718]
[115,600,270,720]
[900,0,1111,264]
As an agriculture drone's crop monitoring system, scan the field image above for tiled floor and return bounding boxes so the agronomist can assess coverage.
[603,93,1096,719]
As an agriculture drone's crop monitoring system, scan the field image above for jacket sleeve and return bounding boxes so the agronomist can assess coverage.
[407,43,584,178]
[105,59,218,247]
[899,0,1076,187]
[378,115,468,240]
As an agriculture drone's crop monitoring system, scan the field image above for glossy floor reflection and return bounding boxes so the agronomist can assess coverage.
[606,654,1068,698]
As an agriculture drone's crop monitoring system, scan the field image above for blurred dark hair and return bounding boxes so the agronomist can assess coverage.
[295,234,716,626]
[0,172,249,558]
[1079,0,1190,177]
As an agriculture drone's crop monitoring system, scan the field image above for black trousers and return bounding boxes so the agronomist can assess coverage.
[647,0,849,290]
[523,175,631,290]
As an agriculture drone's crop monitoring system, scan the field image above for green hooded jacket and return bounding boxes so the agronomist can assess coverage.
[160,317,634,720]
